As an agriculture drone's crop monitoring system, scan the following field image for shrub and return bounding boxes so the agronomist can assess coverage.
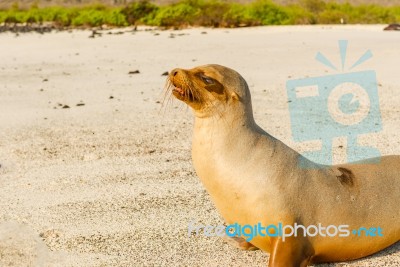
[105,8,128,26]
[318,9,348,24]
[195,0,229,27]
[42,7,76,26]
[121,1,158,25]
[223,3,254,27]
[148,0,201,27]
[248,0,290,25]
[285,5,314,25]
[302,0,326,14]
[71,9,105,26]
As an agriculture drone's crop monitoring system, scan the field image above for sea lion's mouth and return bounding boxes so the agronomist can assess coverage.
[172,87,185,96]
[167,69,200,104]
[172,86,195,101]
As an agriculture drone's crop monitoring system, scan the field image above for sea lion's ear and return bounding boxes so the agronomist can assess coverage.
[231,92,240,101]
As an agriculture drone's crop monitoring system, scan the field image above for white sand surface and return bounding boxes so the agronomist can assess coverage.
[0,25,399,266]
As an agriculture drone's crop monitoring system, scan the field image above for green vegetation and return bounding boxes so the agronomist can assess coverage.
[0,3,128,27]
[0,0,399,28]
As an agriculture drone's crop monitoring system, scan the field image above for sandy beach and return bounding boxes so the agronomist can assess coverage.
[0,25,399,266]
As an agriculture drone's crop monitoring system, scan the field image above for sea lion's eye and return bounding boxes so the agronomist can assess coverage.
[200,74,214,84]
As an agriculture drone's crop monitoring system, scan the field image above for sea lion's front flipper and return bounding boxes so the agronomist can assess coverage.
[268,237,313,267]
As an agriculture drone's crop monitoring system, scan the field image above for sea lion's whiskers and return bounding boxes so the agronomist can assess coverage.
[183,75,199,102]
[189,83,201,102]
[162,78,173,104]
[159,79,175,116]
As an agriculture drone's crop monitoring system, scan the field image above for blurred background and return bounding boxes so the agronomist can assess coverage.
[0,0,399,29]
[1,0,400,7]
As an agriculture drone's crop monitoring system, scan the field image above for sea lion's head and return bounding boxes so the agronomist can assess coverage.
[167,64,253,118]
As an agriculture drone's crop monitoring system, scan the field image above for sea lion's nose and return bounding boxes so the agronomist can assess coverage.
[170,68,181,77]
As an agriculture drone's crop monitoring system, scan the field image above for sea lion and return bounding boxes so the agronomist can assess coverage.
[167,64,400,266]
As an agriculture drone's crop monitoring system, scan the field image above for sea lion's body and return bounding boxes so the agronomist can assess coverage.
[168,64,400,266]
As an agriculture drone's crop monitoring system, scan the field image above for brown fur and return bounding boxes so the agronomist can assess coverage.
[167,64,400,267]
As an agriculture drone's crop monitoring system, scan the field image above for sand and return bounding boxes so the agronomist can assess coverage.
[0,25,399,266]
